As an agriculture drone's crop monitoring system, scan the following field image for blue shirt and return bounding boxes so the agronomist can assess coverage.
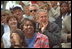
[25,33,37,48]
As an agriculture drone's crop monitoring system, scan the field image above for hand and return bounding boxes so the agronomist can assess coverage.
[41,22,48,32]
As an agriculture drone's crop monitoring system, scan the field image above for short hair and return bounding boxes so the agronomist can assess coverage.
[36,9,48,20]
[6,15,18,24]
[1,10,11,16]
[60,1,69,7]
[10,29,27,47]
[20,18,36,32]
[29,4,39,10]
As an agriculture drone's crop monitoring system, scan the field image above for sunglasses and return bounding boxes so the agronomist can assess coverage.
[30,10,37,12]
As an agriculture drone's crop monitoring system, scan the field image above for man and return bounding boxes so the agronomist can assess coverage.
[60,2,71,48]
[11,5,24,29]
[36,9,61,48]
[29,4,39,20]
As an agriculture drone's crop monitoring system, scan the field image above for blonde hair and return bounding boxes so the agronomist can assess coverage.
[29,4,39,10]
[35,9,48,21]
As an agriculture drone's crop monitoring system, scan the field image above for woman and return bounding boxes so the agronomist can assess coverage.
[6,15,27,48]
[20,18,49,48]
[10,29,27,48]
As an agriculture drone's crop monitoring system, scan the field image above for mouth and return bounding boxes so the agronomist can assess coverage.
[24,28,34,33]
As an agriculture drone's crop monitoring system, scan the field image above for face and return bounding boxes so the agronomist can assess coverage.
[25,6,30,16]
[38,12,48,24]
[29,6,37,16]
[1,16,6,24]
[8,17,17,29]
[61,3,69,14]
[10,33,21,48]
[23,21,34,34]
[1,14,8,24]
[13,9,23,19]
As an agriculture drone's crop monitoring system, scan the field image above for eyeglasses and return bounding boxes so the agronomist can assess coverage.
[30,9,37,12]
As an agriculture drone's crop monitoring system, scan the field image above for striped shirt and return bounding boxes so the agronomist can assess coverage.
[34,32,49,48]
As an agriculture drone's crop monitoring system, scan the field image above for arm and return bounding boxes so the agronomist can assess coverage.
[43,23,61,47]
[42,36,49,48]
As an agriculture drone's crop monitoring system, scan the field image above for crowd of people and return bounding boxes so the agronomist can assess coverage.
[1,1,71,48]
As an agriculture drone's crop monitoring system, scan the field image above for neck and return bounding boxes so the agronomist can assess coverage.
[10,27,17,33]
[24,32,34,39]
[18,16,23,22]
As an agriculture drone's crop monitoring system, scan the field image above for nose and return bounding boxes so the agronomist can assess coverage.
[28,25,31,28]
[43,17,46,20]
[16,12,19,15]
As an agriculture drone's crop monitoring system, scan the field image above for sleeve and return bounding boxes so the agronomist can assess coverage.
[50,7,60,18]
[41,35,49,48]
[43,37,49,48]
[44,23,61,47]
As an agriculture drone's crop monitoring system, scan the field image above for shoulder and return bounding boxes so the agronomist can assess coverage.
[36,32,48,40]
[49,22,59,28]
[15,29,23,33]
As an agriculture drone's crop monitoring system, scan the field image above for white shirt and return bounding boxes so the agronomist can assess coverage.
[2,24,11,48]
[23,14,33,20]
[2,32,11,48]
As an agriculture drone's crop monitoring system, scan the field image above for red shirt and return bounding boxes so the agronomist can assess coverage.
[34,32,49,48]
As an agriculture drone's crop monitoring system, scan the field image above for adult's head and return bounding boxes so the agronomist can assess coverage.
[20,18,36,36]
[10,29,26,48]
[12,6,24,20]
[29,4,39,17]
[39,3,49,11]
[24,5,30,16]
[1,10,11,24]
[60,2,69,15]
[36,9,48,24]
[6,15,18,30]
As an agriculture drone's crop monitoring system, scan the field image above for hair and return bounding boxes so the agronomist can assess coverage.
[23,5,29,11]
[23,5,30,14]
[6,15,18,24]
[29,4,39,10]
[39,3,48,9]
[60,1,69,7]
[20,18,36,32]
[60,1,70,14]
[36,9,48,21]
[1,10,12,24]
[1,10,11,17]
[10,29,27,48]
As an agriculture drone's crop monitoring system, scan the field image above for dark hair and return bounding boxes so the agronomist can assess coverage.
[12,6,22,11]
[20,18,36,32]
[10,29,27,48]
[6,15,18,24]
[60,2,70,14]
[60,2,69,7]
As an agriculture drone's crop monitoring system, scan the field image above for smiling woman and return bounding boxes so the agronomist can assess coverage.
[20,18,49,48]
[6,15,27,48]
[6,15,18,32]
